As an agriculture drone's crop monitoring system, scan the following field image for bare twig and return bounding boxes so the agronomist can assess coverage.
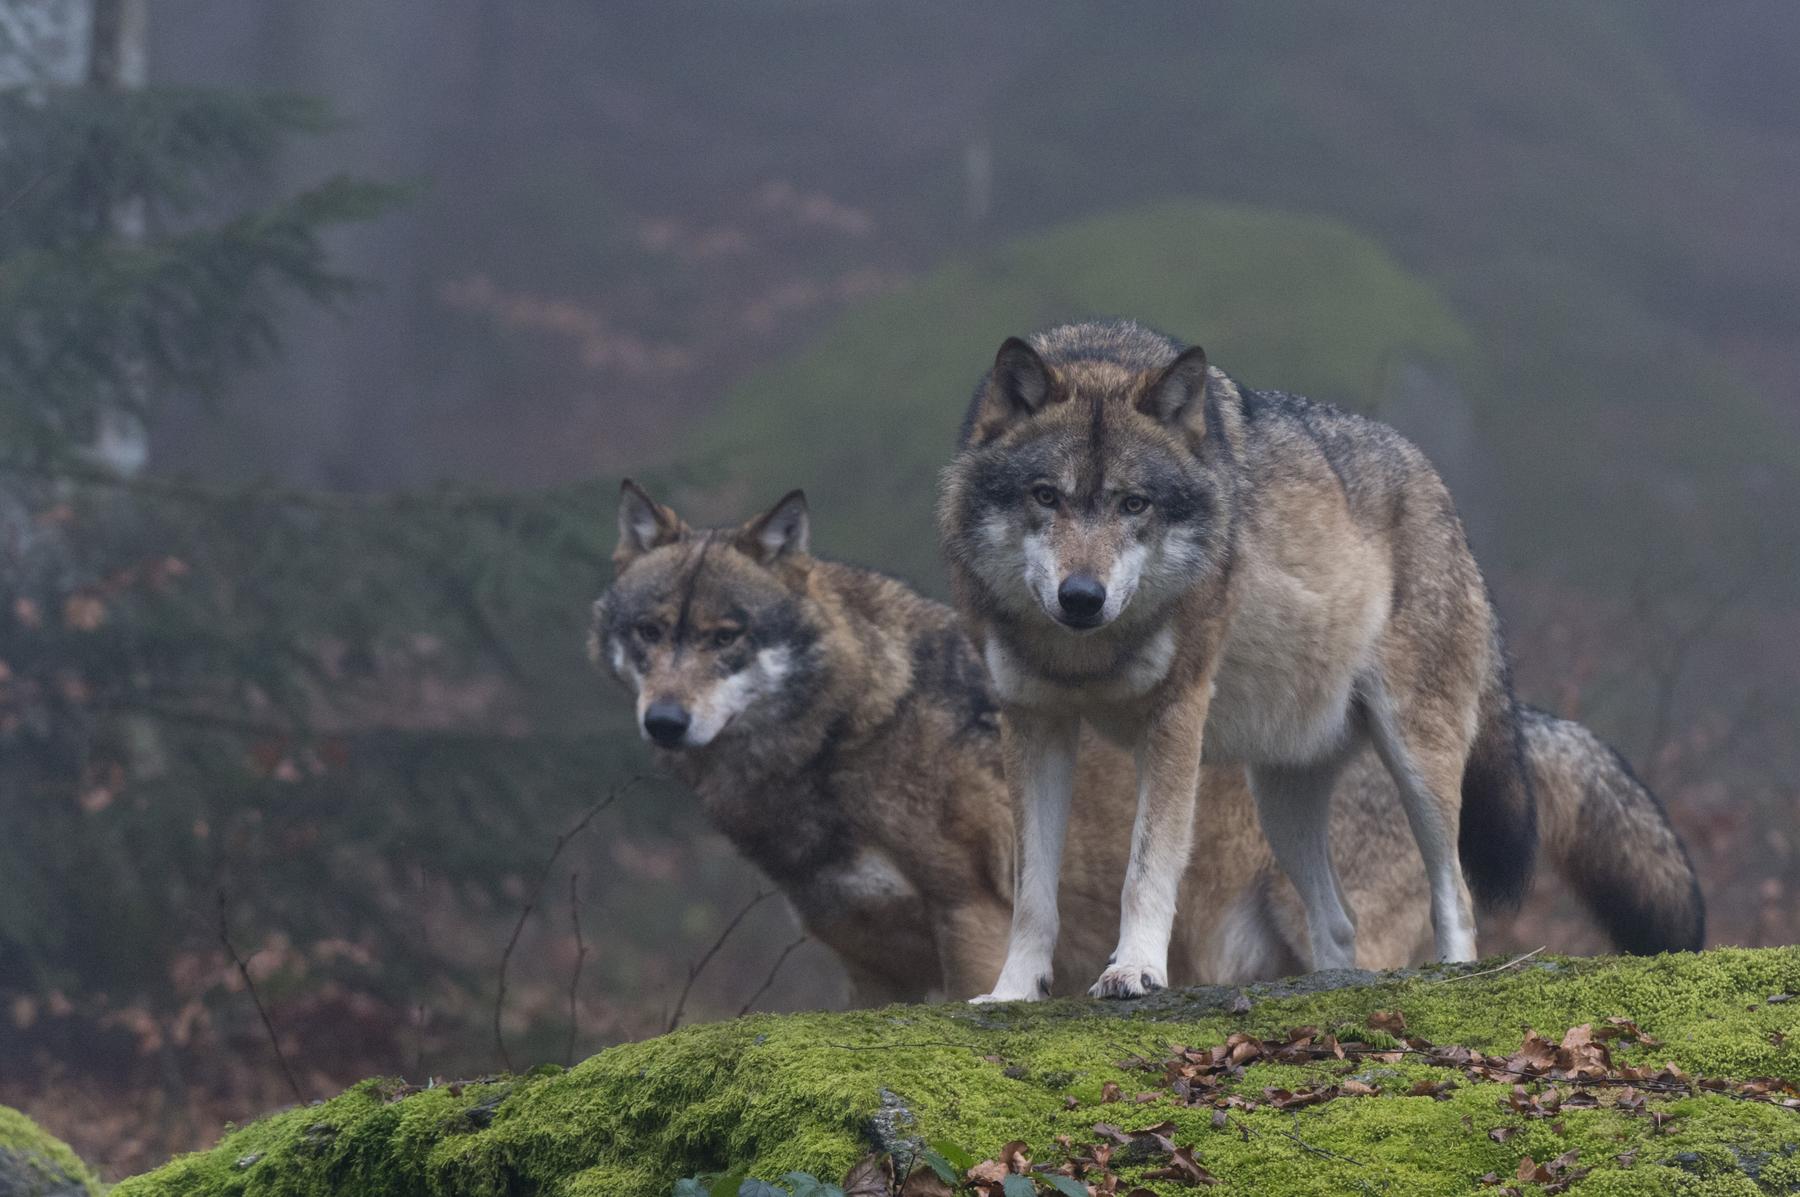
[0,458,546,515]
[216,890,305,1105]
[666,888,775,1032]
[736,933,810,1017]
[495,776,647,1072]
[1278,1126,1362,1166]
[822,1040,987,1054]
[1633,574,1754,788]
[413,861,429,1078]
[564,871,587,1068]
[0,169,49,218]
[1433,946,1545,983]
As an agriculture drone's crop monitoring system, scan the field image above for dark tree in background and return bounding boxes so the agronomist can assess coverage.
[0,2,683,1151]
[0,23,394,464]
[0,18,740,1163]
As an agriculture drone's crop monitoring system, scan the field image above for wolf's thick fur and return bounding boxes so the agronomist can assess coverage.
[939,320,1535,1000]
[592,484,1701,1004]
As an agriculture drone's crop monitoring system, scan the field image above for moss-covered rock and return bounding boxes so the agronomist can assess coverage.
[117,948,1800,1196]
[0,1106,102,1197]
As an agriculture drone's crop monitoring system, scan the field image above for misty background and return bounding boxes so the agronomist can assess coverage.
[3,1,1797,1178]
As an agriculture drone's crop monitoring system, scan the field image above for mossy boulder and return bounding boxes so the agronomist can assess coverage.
[0,1106,102,1197]
[118,948,1800,1196]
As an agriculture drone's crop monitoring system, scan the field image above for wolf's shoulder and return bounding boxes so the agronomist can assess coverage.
[812,559,999,739]
[1238,383,1422,467]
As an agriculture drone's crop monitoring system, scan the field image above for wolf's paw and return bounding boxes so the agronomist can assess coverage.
[1088,963,1166,999]
[969,974,1051,1004]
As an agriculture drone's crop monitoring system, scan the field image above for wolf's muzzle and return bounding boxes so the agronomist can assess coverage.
[1057,573,1107,627]
[643,700,692,747]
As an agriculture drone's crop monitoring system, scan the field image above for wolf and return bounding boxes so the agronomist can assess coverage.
[591,482,1702,1005]
[939,319,1538,1000]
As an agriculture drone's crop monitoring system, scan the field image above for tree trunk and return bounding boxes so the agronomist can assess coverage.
[85,0,151,476]
[86,0,145,88]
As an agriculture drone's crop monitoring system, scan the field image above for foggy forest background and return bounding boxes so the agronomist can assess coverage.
[2,1,1798,1178]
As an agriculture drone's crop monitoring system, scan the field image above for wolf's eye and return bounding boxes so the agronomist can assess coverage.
[1121,494,1150,515]
[1031,485,1059,508]
[712,627,741,649]
[635,621,663,644]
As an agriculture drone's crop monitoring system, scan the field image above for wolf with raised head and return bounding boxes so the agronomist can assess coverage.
[939,319,1539,1000]
[592,482,1701,1005]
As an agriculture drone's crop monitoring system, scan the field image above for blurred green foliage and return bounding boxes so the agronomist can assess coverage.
[0,86,401,463]
[694,201,1476,589]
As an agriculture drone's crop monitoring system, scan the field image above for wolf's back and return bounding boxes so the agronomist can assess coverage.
[1517,706,1704,953]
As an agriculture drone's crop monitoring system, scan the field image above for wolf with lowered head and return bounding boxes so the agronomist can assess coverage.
[940,319,1537,1000]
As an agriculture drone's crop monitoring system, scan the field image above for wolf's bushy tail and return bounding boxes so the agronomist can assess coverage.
[1458,662,1539,911]
[1515,706,1705,954]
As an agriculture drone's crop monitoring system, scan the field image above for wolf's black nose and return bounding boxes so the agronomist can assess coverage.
[643,701,691,747]
[1057,574,1106,621]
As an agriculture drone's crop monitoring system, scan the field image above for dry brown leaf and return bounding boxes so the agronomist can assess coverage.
[1517,1155,1552,1184]
[1367,1010,1407,1036]
[844,1152,895,1197]
[1146,1145,1218,1186]
[62,593,105,631]
[965,1160,1008,1185]
[1100,1081,1122,1103]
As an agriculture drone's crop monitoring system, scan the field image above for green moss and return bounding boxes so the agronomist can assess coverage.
[0,1106,103,1197]
[116,949,1800,1196]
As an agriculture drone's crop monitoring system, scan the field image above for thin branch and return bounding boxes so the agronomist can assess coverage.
[563,870,587,1068]
[665,888,775,1032]
[0,458,555,515]
[412,860,430,1079]
[1277,1126,1363,1166]
[820,1040,989,1055]
[494,776,647,1072]
[0,169,50,218]
[737,933,809,1017]
[1638,575,1754,786]
[1433,946,1544,983]
[216,890,304,1105]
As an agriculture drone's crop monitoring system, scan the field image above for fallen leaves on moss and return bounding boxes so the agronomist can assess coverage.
[682,1010,1800,1196]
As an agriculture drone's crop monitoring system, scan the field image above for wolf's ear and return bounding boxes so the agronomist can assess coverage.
[615,479,687,568]
[967,337,1055,443]
[1137,346,1211,435]
[736,489,810,565]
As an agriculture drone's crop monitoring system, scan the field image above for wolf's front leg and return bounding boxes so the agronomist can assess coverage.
[972,710,1079,1003]
[1093,690,1209,998]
